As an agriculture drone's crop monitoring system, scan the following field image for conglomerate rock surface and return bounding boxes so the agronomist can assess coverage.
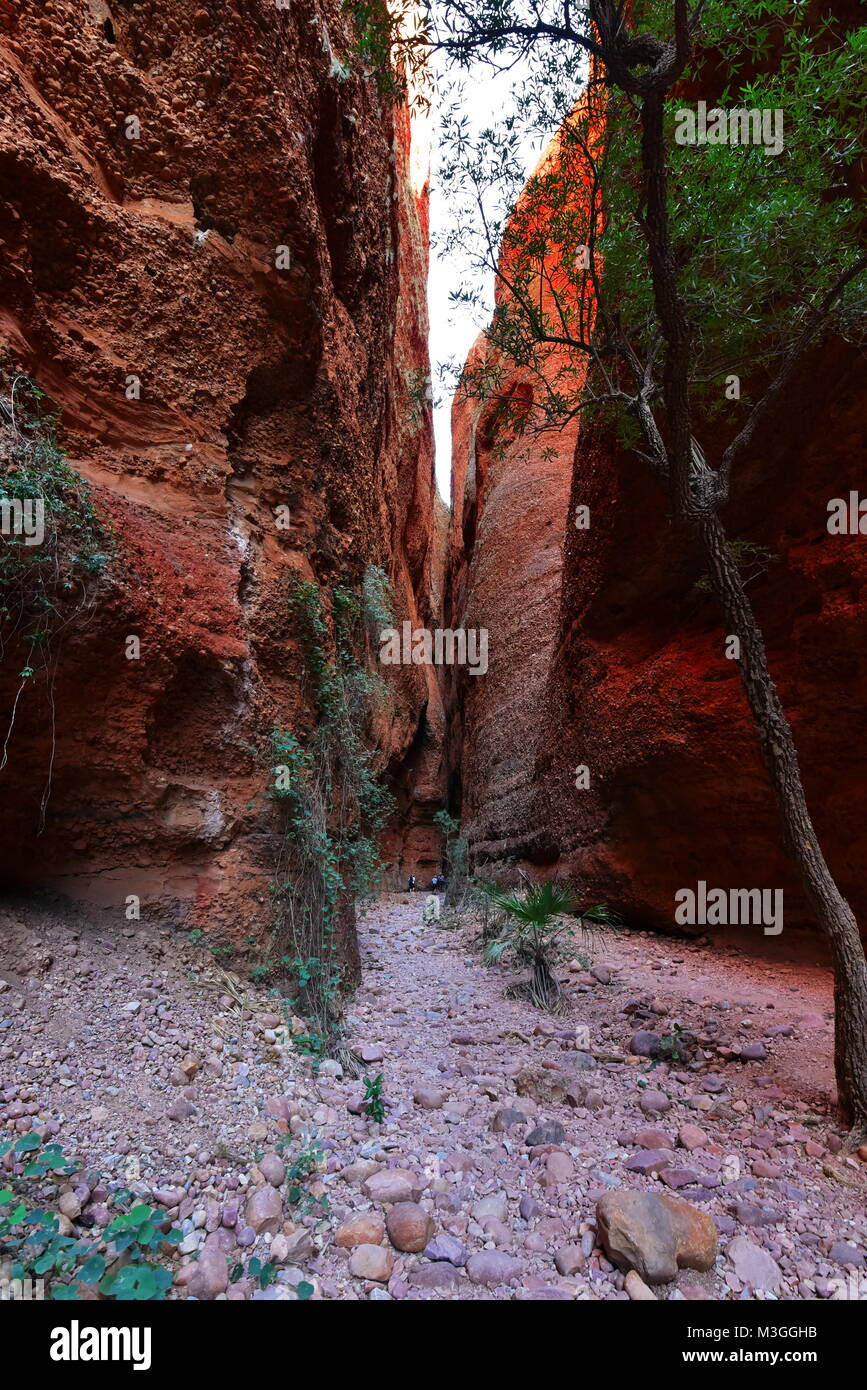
[0,0,443,939]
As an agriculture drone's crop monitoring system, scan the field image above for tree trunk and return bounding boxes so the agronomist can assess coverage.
[532,953,563,1011]
[634,76,867,1147]
[696,512,867,1146]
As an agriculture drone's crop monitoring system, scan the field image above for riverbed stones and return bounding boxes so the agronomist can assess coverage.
[624,1148,675,1175]
[349,1244,394,1282]
[625,1270,657,1300]
[726,1235,782,1291]
[491,1107,527,1133]
[335,1213,386,1248]
[258,1152,285,1187]
[634,1128,671,1149]
[466,1251,521,1286]
[385,1202,433,1253]
[188,1247,229,1300]
[526,1120,566,1146]
[553,1244,585,1276]
[659,1194,718,1271]
[639,1090,671,1116]
[413,1087,447,1109]
[677,1124,708,1151]
[244,1184,283,1235]
[424,1233,466,1266]
[471,1192,508,1224]
[362,1168,420,1203]
[596,1191,718,1284]
[12,888,863,1305]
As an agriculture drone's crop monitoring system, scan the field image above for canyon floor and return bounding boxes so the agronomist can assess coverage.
[2,892,866,1301]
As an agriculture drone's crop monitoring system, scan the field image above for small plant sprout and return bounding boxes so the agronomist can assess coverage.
[363,1073,386,1124]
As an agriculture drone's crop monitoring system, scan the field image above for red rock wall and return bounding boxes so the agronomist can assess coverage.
[540,337,867,932]
[446,330,577,864]
[0,0,440,938]
[444,114,598,869]
[448,135,867,936]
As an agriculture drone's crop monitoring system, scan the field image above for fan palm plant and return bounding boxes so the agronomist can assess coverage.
[481,881,620,1009]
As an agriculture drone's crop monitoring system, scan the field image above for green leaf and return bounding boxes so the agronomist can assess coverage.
[13,1132,42,1152]
[103,1266,136,1298]
[132,1267,157,1301]
[78,1254,106,1284]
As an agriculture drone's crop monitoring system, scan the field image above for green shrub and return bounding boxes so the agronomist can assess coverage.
[264,576,396,1046]
[0,371,114,647]
[481,881,621,1010]
[360,564,395,639]
[434,809,469,904]
[0,1135,179,1300]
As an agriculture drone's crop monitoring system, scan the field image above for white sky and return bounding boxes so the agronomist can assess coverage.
[427,60,546,503]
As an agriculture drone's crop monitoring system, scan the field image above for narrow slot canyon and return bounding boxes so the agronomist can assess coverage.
[1,0,866,1329]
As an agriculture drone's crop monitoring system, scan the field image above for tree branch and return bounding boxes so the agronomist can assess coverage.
[719,254,867,496]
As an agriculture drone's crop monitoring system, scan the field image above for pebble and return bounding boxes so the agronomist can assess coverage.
[424,1233,466,1265]
[466,1251,521,1286]
[244,1185,283,1235]
[6,895,859,1304]
[385,1202,433,1253]
[349,1244,394,1282]
[726,1235,782,1292]
[413,1087,447,1109]
[335,1213,386,1248]
[639,1090,672,1116]
[553,1244,585,1276]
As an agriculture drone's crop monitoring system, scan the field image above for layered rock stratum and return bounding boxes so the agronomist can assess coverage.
[0,0,443,939]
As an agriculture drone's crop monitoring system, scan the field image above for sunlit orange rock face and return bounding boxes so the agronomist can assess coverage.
[446,119,595,864]
[450,103,867,935]
[0,0,440,944]
[446,341,577,865]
